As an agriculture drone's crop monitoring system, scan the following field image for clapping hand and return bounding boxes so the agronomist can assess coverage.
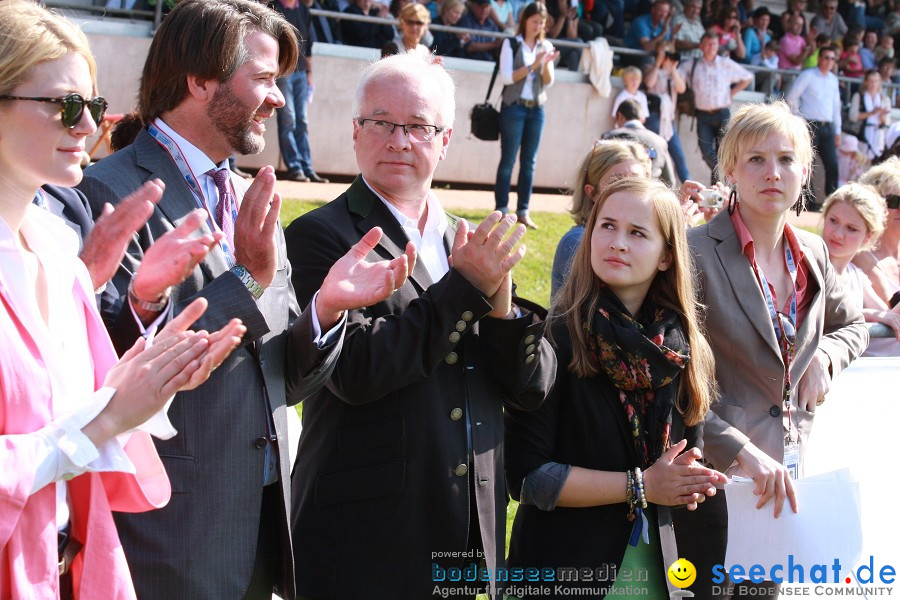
[316,226,418,329]
[450,212,526,298]
[80,179,164,291]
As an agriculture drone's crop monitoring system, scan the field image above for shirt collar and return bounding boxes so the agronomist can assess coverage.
[730,204,807,268]
[362,176,448,238]
[153,117,226,176]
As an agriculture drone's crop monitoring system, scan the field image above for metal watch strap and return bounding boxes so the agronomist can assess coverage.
[127,278,170,312]
[230,264,264,300]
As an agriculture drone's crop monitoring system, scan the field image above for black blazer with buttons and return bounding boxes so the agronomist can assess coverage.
[284,176,556,599]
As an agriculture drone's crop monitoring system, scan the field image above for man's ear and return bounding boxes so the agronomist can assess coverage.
[186,74,217,103]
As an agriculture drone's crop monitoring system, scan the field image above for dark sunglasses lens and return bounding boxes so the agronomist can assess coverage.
[60,94,85,128]
[886,195,900,209]
[89,97,107,126]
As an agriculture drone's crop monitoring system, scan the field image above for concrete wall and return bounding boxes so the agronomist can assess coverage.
[83,32,756,190]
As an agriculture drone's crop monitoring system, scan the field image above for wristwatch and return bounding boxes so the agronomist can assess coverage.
[128,278,170,313]
[230,264,264,300]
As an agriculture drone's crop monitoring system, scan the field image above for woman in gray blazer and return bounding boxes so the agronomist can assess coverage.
[674,102,869,600]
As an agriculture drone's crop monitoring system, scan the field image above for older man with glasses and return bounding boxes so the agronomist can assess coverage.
[786,46,842,210]
[284,48,555,599]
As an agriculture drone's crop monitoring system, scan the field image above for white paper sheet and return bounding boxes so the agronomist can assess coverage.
[724,468,863,582]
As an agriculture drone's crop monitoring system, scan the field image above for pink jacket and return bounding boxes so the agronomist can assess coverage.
[0,208,171,599]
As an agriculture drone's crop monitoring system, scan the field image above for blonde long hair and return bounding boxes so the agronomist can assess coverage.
[0,0,97,96]
[552,177,716,426]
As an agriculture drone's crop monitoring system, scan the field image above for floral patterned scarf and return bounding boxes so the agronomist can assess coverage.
[586,290,691,468]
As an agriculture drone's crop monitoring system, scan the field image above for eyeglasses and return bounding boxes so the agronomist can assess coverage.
[819,54,836,60]
[0,93,108,128]
[403,19,427,26]
[356,118,445,142]
[885,194,900,209]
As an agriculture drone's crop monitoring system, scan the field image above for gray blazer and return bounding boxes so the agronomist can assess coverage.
[77,129,341,600]
[688,210,868,475]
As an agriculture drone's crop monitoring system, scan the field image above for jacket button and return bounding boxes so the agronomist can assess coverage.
[445,352,459,365]
[525,354,535,365]
[769,406,781,417]
[525,343,536,355]
[524,334,535,345]
[462,311,474,322]
[455,320,467,332]
[254,437,267,449]
[450,408,463,420]
[449,331,461,343]
[454,464,468,476]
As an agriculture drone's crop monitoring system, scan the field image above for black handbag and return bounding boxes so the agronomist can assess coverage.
[470,38,518,141]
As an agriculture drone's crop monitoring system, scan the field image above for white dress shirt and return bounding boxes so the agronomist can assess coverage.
[786,67,842,131]
[364,178,451,283]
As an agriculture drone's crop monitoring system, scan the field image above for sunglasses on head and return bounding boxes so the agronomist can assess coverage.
[886,194,900,209]
[0,93,108,128]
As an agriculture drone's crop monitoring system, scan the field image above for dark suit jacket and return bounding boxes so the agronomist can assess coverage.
[505,319,698,599]
[284,176,556,599]
[77,128,341,600]
[40,185,94,248]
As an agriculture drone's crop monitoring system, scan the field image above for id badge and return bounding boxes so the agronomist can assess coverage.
[783,440,799,480]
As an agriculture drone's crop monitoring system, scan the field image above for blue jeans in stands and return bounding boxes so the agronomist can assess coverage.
[696,107,730,183]
[646,112,691,183]
[495,102,545,216]
[276,70,313,175]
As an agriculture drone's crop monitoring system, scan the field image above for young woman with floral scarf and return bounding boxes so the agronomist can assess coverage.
[504,177,725,599]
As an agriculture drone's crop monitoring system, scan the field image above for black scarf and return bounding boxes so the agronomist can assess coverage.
[586,290,690,468]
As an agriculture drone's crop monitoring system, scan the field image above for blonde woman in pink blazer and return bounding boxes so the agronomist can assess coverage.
[0,3,244,597]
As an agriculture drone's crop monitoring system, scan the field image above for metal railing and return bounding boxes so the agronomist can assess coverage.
[45,0,163,29]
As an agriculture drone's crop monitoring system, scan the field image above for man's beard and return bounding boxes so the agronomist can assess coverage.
[207,80,266,156]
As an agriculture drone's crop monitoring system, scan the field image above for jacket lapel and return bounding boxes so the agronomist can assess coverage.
[708,211,781,357]
[346,176,435,292]
[133,130,230,280]
[791,235,824,376]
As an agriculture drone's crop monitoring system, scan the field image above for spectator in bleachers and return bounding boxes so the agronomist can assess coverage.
[861,28,879,68]
[305,0,344,43]
[712,5,746,59]
[611,66,650,121]
[644,45,691,182]
[804,32,834,67]
[625,0,676,53]
[432,0,471,56]
[392,3,433,51]
[786,45,842,207]
[779,13,814,69]
[458,0,503,60]
[679,31,752,180]
[342,0,394,48]
[390,0,435,45]
[594,0,635,38]
[851,69,892,157]
[878,55,898,105]
[776,0,808,38]
[810,0,849,43]
[420,0,440,18]
[875,30,895,59]
[848,0,885,30]
[673,0,705,60]
[545,0,584,69]
[743,6,771,65]
[840,35,867,77]
[490,0,520,32]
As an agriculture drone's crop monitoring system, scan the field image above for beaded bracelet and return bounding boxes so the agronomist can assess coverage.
[634,467,648,509]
